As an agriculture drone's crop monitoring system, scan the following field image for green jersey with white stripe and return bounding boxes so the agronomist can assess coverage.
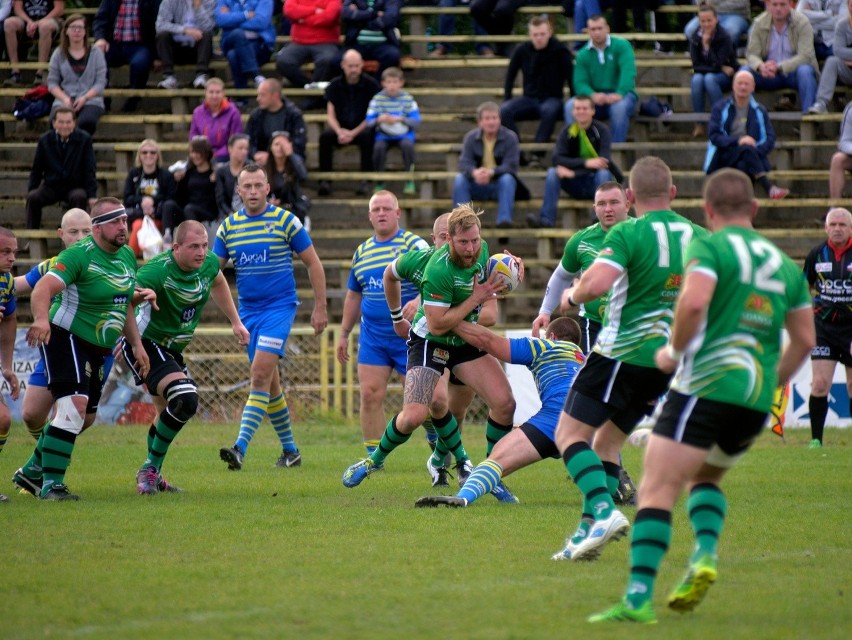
[47,236,137,348]
[671,226,811,412]
[594,209,706,367]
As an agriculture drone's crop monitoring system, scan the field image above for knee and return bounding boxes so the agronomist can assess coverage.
[360,384,386,408]
[165,378,199,422]
[453,173,468,194]
[38,22,56,38]
[830,152,850,170]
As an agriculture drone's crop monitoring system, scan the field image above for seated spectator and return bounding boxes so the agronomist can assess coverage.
[246,77,307,165]
[215,133,249,218]
[318,49,380,196]
[47,14,107,137]
[689,3,738,138]
[527,95,622,228]
[705,70,789,200]
[829,101,852,199]
[173,135,218,234]
[123,138,181,227]
[26,107,96,229]
[0,1,11,56]
[366,66,420,195]
[500,15,573,167]
[745,0,819,113]
[453,101,528,229]
[810,0,852,114]
[564,15,637,143]
[684,0,751,47]
[93,0,160,113]
[265,130,310,227]
[155,0,216,89]
[190,77,244,163]
[340,0,401,77]
[470,0,522,53]
[798,0,847,60]
[3,0,63,86]
[215,0,275,90]
[275,0,341,111]
[430,0,493,58]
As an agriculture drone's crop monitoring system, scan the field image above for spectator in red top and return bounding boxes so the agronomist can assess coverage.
[275,0,341,110]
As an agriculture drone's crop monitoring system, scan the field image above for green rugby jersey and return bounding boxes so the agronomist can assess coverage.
[48,236,137,348]
[135,250,221,353]
[411,241,490,347]
[671,226,811,412]
[594,209,707,366]
[392,245,434,289]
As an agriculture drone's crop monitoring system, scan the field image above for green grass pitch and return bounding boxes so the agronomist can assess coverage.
[1,419,849,640]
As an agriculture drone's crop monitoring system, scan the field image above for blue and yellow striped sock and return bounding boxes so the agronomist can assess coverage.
[364,439,380,455]
[370,415,411,466]
[27,421,47,440]
[268,393,298,454]
[563,441,614,520]
[234,390,270,455]
[0,429,7,454]
[458,459,503,505]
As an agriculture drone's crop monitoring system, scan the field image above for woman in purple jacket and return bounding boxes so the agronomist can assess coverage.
[190,77,244,163]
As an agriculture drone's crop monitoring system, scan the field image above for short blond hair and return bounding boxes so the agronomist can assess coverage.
[447,202,483,237]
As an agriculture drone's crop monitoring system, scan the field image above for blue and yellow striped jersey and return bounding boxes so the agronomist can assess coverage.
[508,338,585,413]
[213,204,312,309]
[0,271,15,317]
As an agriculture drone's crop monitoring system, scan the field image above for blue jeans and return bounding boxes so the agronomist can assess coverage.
[453,172,516,225]
[574,0,602,34]
[106,42,153,89]
[500,95,563,143]
[564,93,637,143]
[539,167,612,226]
[684,14,749,46]
[221,30,271,88]
[437,0,490,54]
[748,64,818,113]
[691,72,732,113]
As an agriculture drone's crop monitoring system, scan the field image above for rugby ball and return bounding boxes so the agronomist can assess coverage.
[628,427,652,448]
[487,253,521,293]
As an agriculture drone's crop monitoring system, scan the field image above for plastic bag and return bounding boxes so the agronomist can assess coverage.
[137,216,163,260]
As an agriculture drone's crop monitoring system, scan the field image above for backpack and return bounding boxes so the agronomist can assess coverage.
[13,85,52,122]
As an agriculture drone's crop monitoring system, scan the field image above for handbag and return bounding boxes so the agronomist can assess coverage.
[137,216,164,260]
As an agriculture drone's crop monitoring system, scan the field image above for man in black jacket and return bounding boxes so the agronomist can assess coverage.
[500,15,573,167]
[26,108,97,229]
[527,95,621,228]
[246,78,307,166]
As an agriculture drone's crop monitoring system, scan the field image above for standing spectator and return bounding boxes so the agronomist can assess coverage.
[704,70,790,200]
[155,0,216,89]
[0,1,12,61]
[500,15,573,168]
[0,227,20,503]
[215,132,249,219]
[527,96,622,228]
[215,164,327,471]
[93,0,161,113]
[809,0,852,114]
[829,101,852,198]
[689,3,738,138]
[340,0,401,77]
[123,138,181,228]
[174,135,218,232]
[745,0,819,113]
[365,66,420,195]
[26,107,96,229]
[453,101,528,229]
[265,130,310,227]
[215,0,275,90]
[47,14,108,137]
[246,78,307,165]
[318,48,380,196]
[430,0,493,58]
[798,0,848,60]
[3,0,64,86]
[684,0,751,47]
[190,77,244,163]
[275,0,341,111]
[469,0,522,52]
[564,15,637,144]
[803,207,852,449]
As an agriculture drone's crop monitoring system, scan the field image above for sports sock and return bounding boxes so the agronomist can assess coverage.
[145,409,188,471]
[808,395,827,443]
[268,393,298,453]
[0,429,6,454]
[563,442,614,520]
[485,416,512,456]
[457,459,502,505]
[422,415,437,447]
[40,424,78,495]
[687,483,726,562]
[234,390,270,454]
[27,420,47,440]
[603,460,621,498]
[146,423,156,456]
[756,175,773,195]
[430,411,468,464]
[21,430,46,478]
[571,513,595,546]
[431,436,451,465]
[624,508,672,609]
[370,415,411,466]
[363,438,380,455]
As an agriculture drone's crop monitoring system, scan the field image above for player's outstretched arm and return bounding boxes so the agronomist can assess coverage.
[210,272,249,346]
[452,320,511,362]
[655,270,715,373]
[337,290,362,364]
[26,274,65,348]
[425,273,503,336]
[299,245,328,335]
[561,261,620,312]
[0,310,19,401]
[778,307,816,385]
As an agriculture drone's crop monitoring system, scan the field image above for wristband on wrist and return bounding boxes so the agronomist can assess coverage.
[665,344,684,361]
[390,307,404,323]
